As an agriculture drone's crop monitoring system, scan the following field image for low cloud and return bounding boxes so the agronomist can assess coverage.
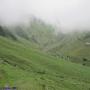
[0,0,90,32]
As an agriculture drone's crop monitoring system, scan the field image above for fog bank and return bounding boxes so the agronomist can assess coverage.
[0,0,90,32]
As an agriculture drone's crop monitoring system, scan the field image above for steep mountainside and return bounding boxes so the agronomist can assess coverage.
[0,34,90,90]
[6,19,57,48]
[47,31,90,66]
[0,20,90,67]
[0,18,90,89]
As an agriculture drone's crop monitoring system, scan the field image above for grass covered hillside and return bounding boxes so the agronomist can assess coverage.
[0,36,90,90]
[5,19,57,49]
[47,31,90,66]
[0,19,90,90]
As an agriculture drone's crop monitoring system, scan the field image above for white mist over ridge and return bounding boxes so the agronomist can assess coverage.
[0,0,90,32]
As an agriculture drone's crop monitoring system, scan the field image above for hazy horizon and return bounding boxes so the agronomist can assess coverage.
[0,0,90,32]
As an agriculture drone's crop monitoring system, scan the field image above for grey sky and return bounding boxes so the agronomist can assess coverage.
[0,0,90,31]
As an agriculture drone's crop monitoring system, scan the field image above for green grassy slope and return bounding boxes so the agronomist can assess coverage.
[47,31,90,66]
[6,19,57,49]
[0,36,90,90]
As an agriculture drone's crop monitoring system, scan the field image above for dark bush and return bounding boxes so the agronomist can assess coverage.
[83,63,86,66]
[83,58,87,61]
[37,70,46,74]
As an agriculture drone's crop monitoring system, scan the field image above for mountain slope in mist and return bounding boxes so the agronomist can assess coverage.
[1,19,57,48]
[47,31,90,66]
[0,17,90,90]
[0,18,90,67]
[0,29,90,90]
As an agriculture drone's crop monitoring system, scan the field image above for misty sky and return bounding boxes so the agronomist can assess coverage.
[0,0,90,31]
